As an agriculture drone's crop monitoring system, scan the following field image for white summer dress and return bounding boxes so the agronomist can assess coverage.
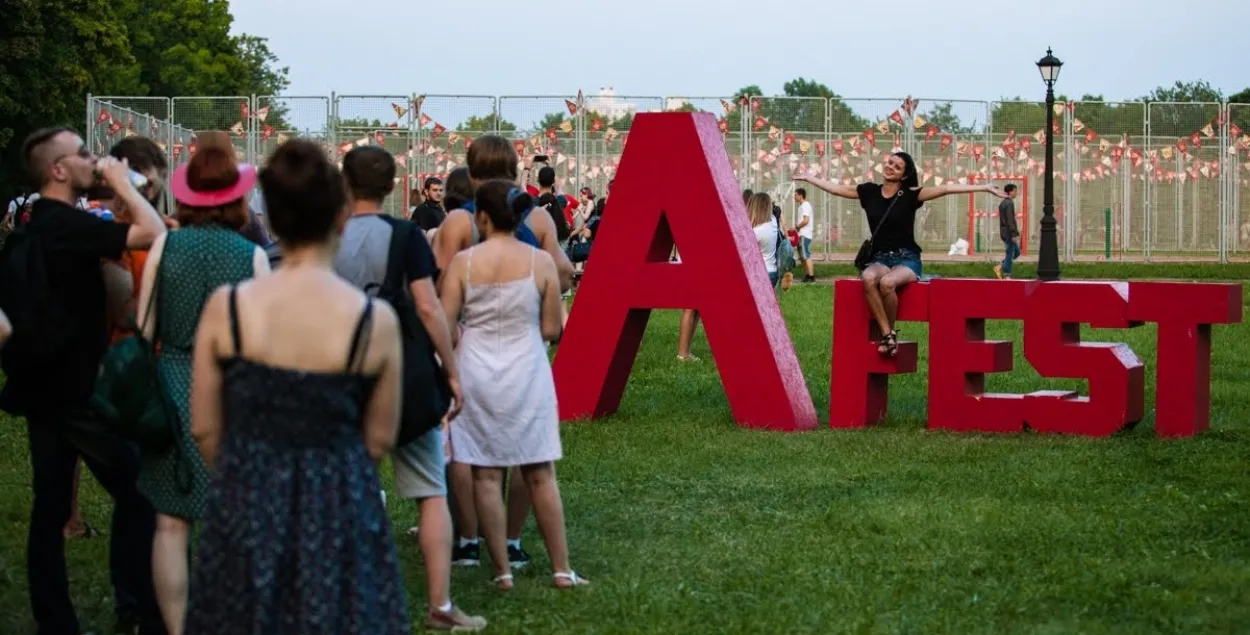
[449,246,562,467]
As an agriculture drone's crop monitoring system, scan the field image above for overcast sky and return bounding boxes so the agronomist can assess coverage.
[230,0,1247,106]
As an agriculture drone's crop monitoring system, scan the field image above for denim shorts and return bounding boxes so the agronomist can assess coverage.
[870,248,923,277]
[392,426,446,499]
[799,237,812,260]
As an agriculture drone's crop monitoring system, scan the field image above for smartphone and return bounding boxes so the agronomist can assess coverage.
[533,154,549,163]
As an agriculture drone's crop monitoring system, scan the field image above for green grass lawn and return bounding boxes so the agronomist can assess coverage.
[2,263,1249,634]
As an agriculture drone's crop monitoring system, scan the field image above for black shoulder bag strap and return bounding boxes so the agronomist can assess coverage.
[365,215,410,301]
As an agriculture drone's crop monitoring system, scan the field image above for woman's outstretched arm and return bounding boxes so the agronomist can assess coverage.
[795,175,858,199]
[917,182,1007,203]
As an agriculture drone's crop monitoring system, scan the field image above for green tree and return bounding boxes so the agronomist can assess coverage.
[335,118,387,129]
[919,102,973,134]
[1139,80,1224,138]
[110,0,288,130]
[457,114,516,132]
[1066,95,1146,139]
[1230,87,1250,131]
[725,79,869,135]
[0,0,143,197]
[990,95,1073,135]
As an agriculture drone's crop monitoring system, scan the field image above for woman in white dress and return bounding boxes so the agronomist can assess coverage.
[439,179,589,590]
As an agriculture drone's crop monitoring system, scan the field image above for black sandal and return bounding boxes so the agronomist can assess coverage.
[878,330,899,357]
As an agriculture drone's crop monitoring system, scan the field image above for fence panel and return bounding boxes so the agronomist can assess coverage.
[1231,104,1250,254]
[1145,101,1224,256]
[332,95,414,216]
[578,94,665,201]
[987,100,1069,261]
[85,96,174,158]
[169,97,252,167]
[910,99,991,255]
[412,95,497,191]
[498,96,581,193]
[744,96,828,233]
[253,96,332,166]
[1067,102,1147,259]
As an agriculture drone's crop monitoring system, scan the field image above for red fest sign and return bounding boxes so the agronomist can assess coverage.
[551,112,1244,438]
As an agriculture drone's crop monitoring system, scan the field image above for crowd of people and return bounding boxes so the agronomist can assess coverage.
[0,128,601,635]
[0,122,1010,634]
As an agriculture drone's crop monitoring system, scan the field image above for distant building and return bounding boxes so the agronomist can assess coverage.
[583,87,643,120]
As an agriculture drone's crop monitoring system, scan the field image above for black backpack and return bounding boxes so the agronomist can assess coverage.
[0,223,74,375]
[364,216,452,447]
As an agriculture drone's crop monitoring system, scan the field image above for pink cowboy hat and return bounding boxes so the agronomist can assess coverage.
[170,160,257,207]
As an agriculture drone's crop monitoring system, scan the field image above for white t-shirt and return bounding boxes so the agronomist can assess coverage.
[797,200,814,239]
[754,217,780,273]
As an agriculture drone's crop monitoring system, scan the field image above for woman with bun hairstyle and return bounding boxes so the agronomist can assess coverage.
[133,131,271,634]
[182,139,433,633]
[440,179,588,590]
[796,151,1006,356]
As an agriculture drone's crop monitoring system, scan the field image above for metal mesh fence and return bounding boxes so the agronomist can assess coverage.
[253,96,332,166]
[988,100,1070,259]
[1231,104,1250,254]
[85,97,174,157]
[911,99,992,254]
[83,94,1242,261]
[746,97,828,245]
[411,95,497,192]
[332,95,413,217]
[498,96,581,194]
[1067,102,1147,258]
[1146,101,1224,256]
[170,97,252,166]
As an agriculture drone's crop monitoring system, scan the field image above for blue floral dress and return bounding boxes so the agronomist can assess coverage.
[182,289,409,635]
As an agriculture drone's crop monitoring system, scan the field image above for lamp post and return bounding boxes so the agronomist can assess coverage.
[1036,47,1063,281]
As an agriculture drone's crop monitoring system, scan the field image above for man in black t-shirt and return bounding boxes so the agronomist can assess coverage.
[993,183,1020,279]
[2,127,169,635]
[410,176,447,232]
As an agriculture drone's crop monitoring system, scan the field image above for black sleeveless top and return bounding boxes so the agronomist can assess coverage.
[220,286,378,446]
[856,183,924,256]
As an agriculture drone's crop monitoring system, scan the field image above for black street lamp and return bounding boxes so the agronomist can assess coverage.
[1036,47,1063,281]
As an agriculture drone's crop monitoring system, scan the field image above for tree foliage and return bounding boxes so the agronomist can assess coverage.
[919,102,976,135]
[0,0,288,198]
[457,114,516,132]
[723,79,870,135]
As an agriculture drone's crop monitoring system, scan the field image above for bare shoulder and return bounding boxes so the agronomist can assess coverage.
[203,283,234,318]
[446,248,471,271]
[531,245,557,275]
[527,205,556,231]
[368,296,400,334]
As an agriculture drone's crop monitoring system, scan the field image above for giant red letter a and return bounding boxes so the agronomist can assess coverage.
[551,112,817,431]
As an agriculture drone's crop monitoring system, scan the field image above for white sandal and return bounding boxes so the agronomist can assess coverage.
[553,571,590,588]
[491,573,514,590]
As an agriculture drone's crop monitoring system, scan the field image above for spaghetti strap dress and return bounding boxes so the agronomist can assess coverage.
[449,246,562,467]
[182,288,410,635]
